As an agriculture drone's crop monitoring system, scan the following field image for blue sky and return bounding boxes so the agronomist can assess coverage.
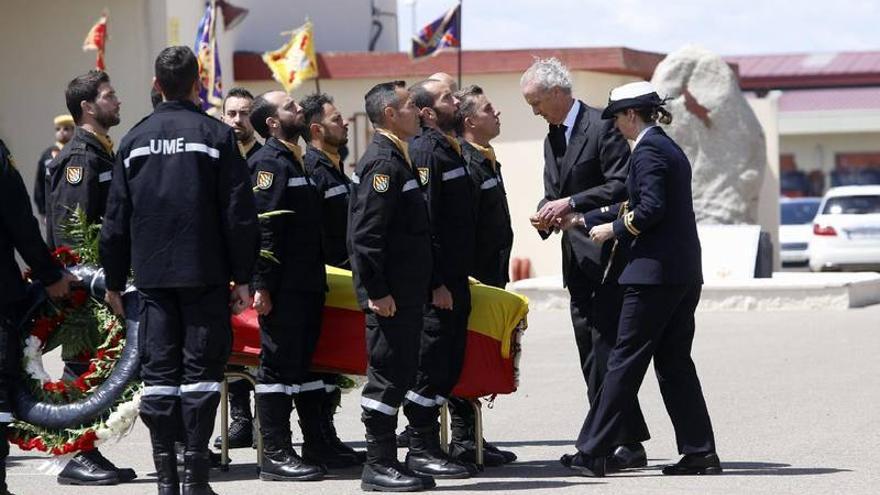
[396,0,879,55]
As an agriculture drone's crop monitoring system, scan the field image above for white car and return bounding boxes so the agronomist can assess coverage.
[809,185,880,272]
[779,197,820,266]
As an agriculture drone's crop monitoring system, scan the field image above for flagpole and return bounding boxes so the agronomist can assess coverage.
[457,0,463,89]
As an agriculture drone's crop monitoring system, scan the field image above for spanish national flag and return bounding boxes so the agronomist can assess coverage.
[83,11,108,70]
[262,20,319,93]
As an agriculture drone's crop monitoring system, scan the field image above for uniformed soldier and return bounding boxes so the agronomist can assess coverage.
[245,90,327,482]
[1,138,77,495]
[399,78,474,479]
[46,70,119,250]
[43,70,135,486]
[349,81,434,492]
[100,46,258,495]
[563,81,721,477]
[450,85,517,466]
[299,92,366,468]
[211,86,260,452]
[222,87,262,163]
[33,115,74,221]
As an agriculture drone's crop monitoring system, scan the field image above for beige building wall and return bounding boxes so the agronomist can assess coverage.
[781,132,880,174]
[235,70,639,278]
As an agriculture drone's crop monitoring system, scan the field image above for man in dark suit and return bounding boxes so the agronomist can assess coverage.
[520,58,648,468]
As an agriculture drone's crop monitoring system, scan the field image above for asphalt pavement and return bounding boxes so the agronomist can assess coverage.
[8,304,879,494]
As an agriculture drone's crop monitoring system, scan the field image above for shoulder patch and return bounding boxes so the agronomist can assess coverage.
[65,165,84,185]
[417,167,430,186]
[256,170,274,190]
[372,174,390,193]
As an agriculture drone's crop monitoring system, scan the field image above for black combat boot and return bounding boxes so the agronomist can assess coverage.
[212,379,254,450]
[181,451,218,495]
[405,424,471,479]
[57,449,120,486]
[361,433,427,492]
[322,387,367,464]
[152,448,180,495]
[257,393,324,481]
[448,397,514,466]
[297,389,362,468]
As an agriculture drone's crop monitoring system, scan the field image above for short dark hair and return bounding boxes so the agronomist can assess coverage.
[408,79,437,111]
[299,93,333,140]
[455,85,484,121]
[634,105,673,125]
[223,87,254,113]
[249,92,279,139]
[65,70,110,123]
[154,46,199,101]
[364,81,406,126]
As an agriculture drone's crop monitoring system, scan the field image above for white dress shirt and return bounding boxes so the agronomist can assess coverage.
[562,99,580,144]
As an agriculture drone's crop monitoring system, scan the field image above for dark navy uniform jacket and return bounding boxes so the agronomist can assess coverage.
[241,140,262,172]
[33,145,60,216]
[46,127,115,248]
[538,102,630,283]
[99,100,259,292]
[409,126,475,289]
[304,145,353,269]
[461,140,512,288]
[348,132,432,309]
[249,138,326,293]
[611,126,702,285]
[0,139,61,306]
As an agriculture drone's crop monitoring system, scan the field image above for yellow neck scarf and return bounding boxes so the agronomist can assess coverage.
[375,129,411,166]
[278,139,304,163]
[238,140,256,158]
[83,128,114,156]
[444,133,462,157]
[468,141,497,171]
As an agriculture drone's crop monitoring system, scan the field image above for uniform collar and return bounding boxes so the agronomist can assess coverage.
[634,125,658,149]
[277,138,304,163]
[155,100,202,113]
[55,141,67,151]
[443,132,462,157]
[466,140,496,171]
[78,126,114,156]
[238,139,257,158]
[375,128,411,166]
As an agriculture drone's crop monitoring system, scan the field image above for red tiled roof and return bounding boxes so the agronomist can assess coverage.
[726,52,880,90]
[778,87,880,112]
[234,47,665,81]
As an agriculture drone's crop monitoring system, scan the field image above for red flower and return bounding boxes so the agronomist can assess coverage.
[51,246,81,267]
[34,438,46,451]
[74,376,89,392]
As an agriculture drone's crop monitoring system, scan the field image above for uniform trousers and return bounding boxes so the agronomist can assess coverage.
[404,281,470,426]
[138,285,231,452]
[576,283,716,456]
[256,290,325,391]
[361,306,423,436]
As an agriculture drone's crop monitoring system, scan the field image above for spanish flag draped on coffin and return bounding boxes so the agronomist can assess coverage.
[230,267,529,398]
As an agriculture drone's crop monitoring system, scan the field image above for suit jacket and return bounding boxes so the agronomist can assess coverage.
[612,127,702,285]
[538,101,630,284]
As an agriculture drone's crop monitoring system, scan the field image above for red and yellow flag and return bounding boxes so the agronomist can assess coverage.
[83,11,108,70]
[262,20,318,92]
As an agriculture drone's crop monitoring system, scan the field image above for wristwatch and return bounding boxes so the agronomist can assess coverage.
[568,197,576,211]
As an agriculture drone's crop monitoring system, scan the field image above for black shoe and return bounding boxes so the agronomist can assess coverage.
[484,441,517,463]
[152,452,180,495]
[212,416,254,450]
[662,453,722,475]
[449,439,508,467]
[606,443,647,472]
[361,462,426,492]
[563,452,606,478]
[396,427,412,448]
[260,449,325,481]
[91,448,138,482]
[57,451,120,486]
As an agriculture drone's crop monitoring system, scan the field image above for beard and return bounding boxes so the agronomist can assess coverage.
[95,108,120,129]
[324,130,349,148]
[280,119,308,141]
[436,108,460,134]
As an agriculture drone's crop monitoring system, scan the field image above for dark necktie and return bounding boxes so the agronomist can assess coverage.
[549,124,567,160]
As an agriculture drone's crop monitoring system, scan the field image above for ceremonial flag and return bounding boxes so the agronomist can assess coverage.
[262,20,318,93]
[83,11,108,70]
[410,2,460,59]
[194,0,223,115]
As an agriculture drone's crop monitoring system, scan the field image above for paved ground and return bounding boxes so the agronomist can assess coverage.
[8,304,880,494]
